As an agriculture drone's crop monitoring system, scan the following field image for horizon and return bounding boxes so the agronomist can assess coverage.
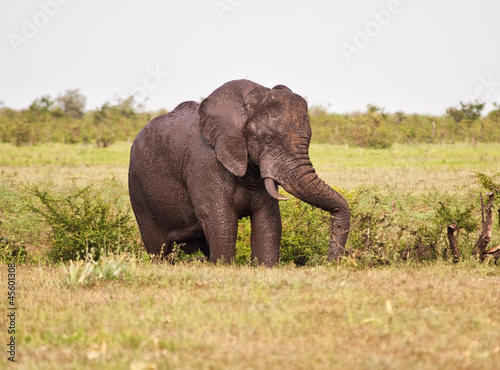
[2,1,500,116]
[1,86,497,117]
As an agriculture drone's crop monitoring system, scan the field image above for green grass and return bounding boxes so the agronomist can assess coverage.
[311,143,500,173]
[0,142,129,167]
[3,142,500,190]
[310,143,500,194]
[0,142,130,185]
[1,141,500,367]
[1,261,499,369]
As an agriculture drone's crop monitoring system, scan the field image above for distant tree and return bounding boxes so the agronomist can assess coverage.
[56,89,86,118]
[29,95,55,112]
[367,104,384,114]
[309,105,328,117]
[487,102,500,121]
[93,96,138,123]
[394,111,406,123]
[116,95,137,118]
[446,100,485,123]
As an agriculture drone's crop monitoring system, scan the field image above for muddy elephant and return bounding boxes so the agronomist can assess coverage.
[128,79,350,266]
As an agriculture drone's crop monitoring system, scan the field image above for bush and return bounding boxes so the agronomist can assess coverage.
[25,180,139,262]
[235,216,252,265]
[446,100,485,123]
[279,198,330,266]
[343,189,491,265]
[0,94,149,147]
[234,199,329,266]
[236,191,353,266]
[308,103,500,147]
[3,94,500,147]
[0,234,28,263]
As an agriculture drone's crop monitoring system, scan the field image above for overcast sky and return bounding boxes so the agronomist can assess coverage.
[1,0,500,115]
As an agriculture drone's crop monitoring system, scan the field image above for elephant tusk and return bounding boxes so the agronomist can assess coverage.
[264,178,289,201]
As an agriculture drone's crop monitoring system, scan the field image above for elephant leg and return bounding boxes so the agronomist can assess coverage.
[200,213,238,264]
[130,179,173,257]
[136,215,173,257]
[181,235,210,259]
[250,197,282,266]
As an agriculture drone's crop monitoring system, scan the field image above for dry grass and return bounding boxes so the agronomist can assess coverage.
[1,261,499,369]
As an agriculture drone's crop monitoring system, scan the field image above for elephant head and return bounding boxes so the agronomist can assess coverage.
[199,80,350,260]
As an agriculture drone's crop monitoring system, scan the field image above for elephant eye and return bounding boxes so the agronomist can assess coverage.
[262,133,274,144]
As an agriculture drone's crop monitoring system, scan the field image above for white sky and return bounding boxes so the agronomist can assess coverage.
[1,0,500,115]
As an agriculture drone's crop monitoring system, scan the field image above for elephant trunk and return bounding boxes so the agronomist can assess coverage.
[263,140,350,260]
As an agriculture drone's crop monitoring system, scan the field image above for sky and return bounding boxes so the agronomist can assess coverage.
[1,0,500,115]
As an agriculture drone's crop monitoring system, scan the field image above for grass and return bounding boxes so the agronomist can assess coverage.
[1,141,500,368]
[0,142,129,185]
[310,143,500,194]
[1,261,499,369]
[2,142,500,191]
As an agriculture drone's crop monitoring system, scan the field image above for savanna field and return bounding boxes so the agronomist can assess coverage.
[1,101,500,368]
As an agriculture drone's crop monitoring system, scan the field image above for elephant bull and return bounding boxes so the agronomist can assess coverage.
[128,79,350,266]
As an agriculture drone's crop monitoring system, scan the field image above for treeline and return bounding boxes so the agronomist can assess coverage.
[1,90,500,148]
[309,103,500,148]
[0,89,162,147]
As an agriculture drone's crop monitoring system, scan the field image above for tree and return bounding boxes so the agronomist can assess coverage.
[446,100,485,123]
[56,89,86,118]
[487,102,500,121]
[29,95,55,112]
[115,95,137,118]
[367,104,384,114]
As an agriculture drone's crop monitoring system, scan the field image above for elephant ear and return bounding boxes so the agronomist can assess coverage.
[272,84,292,93]
[199,80,262,177]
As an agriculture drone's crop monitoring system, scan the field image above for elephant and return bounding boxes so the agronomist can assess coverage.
[128,79,350,266]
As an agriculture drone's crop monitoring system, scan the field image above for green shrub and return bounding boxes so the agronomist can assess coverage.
[347,193,404,266]
[446,100,485,123]
[0,95,149,147]
[279,198,330,266]
[233,198,330,266]
[3,95,500,147]
[344,189,487,265]
[433,197,478,259]
[476,172,500,197]
[25,180,139,262]
[0,234,28,263]
[235,216,252,265]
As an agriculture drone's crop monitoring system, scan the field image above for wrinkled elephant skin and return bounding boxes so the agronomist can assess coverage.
[129,80,350,266]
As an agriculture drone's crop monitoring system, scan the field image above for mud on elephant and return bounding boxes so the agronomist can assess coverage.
[128,79,350,266]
